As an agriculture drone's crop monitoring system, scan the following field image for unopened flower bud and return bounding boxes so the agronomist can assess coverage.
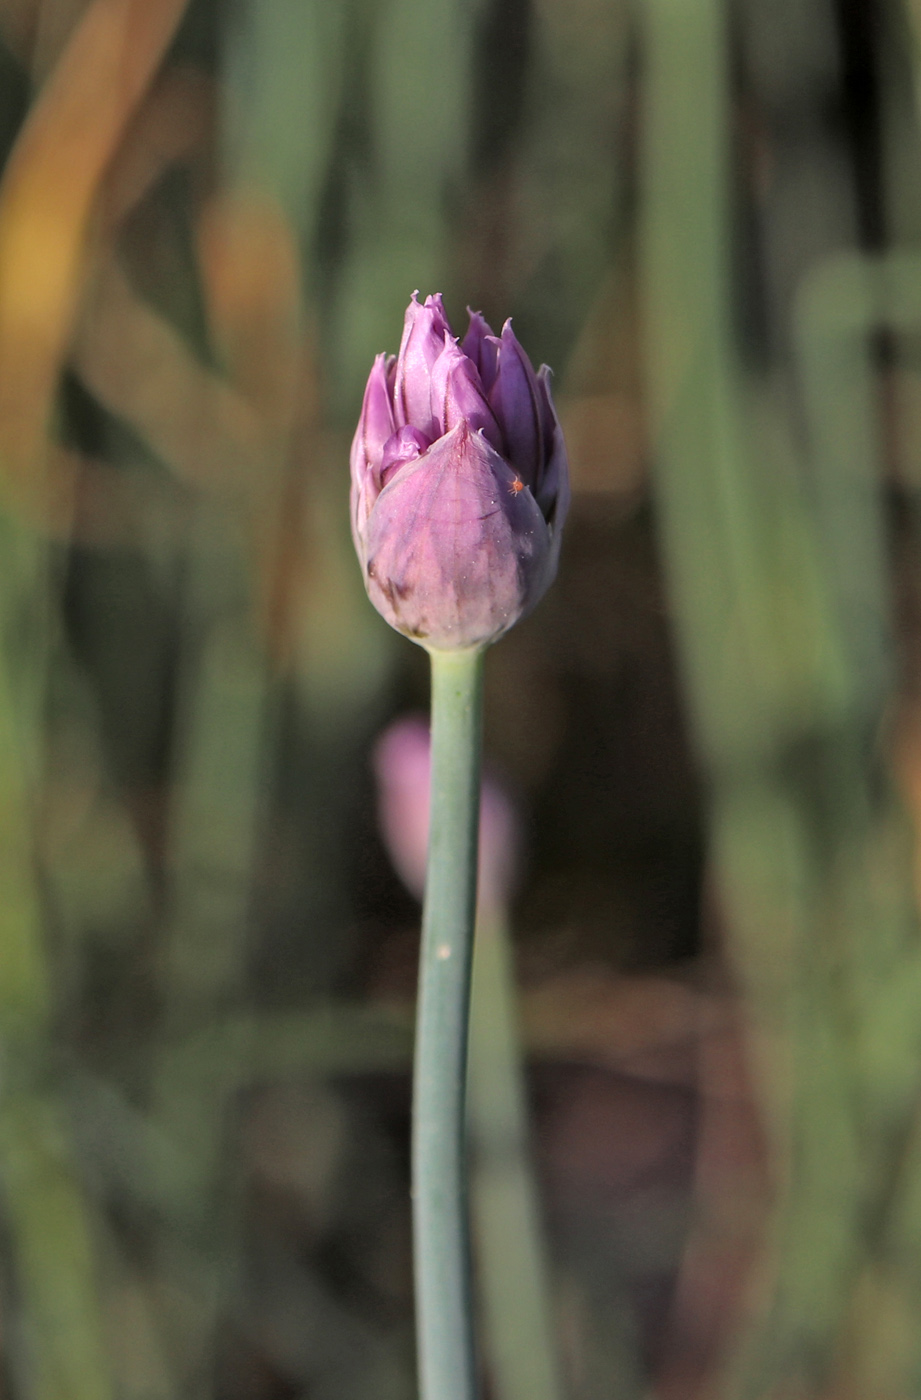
[373,716,520,912]
[350,293,569,652]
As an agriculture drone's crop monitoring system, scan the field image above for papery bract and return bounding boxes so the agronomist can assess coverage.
[351,293,569,652]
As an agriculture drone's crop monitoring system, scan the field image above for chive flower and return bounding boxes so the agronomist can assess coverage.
[350,292,569,652]
[373,715,520,911]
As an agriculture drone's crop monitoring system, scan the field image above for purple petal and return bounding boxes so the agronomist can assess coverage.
[461,309,500,392]
[429,336,502,449]
[380,424,430,486]
[394,291,454,436]
[355,354,395,474]
[363,422,553,651]
[350,353,396,556]
[488,320,544,488]
[535,362,557,445]
[534,365,570,533]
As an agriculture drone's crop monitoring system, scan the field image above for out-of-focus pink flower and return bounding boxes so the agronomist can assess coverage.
[373,716,520,912]
[351,293,569,652]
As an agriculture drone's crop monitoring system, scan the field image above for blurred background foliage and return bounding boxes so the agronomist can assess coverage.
[1,0,921,1397]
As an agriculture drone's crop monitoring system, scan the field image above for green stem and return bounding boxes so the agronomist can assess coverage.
[468,908,562,1400]
[414,646,484,1400]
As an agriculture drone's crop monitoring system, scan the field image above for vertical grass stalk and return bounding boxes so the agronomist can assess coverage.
[0,517,112,1400]
[414,646,484,1400]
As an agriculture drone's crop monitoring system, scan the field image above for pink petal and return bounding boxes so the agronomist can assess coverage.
[488,320,544,488]
[394,291,453,436]
[430,336,502,448]
[461,308,500,392]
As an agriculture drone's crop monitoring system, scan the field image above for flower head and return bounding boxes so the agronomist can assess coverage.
[351,293,569,652]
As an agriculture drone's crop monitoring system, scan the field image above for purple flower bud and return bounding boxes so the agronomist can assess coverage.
[373,715,521,911]
[350,294,569,652]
